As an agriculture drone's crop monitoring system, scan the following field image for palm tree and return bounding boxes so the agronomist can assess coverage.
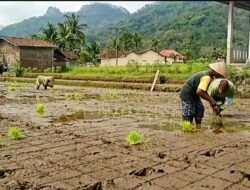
[64,13,87,49]
[119,33,134,51]
[108,38,121,51]
[85,41,101,65]
[31,33,44,40]
[40,23,57,43]
[56,23,70,50]
[133,33,143,51]
[151,39,160,51]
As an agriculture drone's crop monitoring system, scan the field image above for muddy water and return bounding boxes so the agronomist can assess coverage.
[139,119,250,134]
[207,120,250,134]
[49,109,152,124]
[139,122,182,132]
[49,110,111,123]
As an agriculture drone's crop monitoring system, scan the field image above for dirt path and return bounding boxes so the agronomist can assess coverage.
[0,82,249,190]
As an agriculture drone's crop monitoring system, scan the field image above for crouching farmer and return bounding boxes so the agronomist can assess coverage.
[36,75,54,90]
[179,62,227,128]
[207,79,236,116]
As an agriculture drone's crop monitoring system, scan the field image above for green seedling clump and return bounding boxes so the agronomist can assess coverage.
[182,121,196,133]
[20,83,28,89]
[8,82,17,92]
[126,131,144,145]
[65,93,74,100]
[8,127,25,140]
[0,137,3,147]
[74,93,82,100]
[109,92,119,99]
[36,104,45,113]
[8,86,16,92]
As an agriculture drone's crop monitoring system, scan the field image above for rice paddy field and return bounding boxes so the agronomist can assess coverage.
[0,79,249,190]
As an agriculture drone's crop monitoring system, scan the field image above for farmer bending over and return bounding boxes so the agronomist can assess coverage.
[180,62,227,128]
[207,79,236,116]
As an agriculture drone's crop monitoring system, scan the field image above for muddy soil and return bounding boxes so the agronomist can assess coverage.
[0,82,249,190]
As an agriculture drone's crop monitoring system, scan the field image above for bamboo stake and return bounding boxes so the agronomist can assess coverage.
[150,69,159,92]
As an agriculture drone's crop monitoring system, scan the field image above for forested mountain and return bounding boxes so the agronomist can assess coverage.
[0,3,130,38]
[0,1,249,59]
[94,1,249,59]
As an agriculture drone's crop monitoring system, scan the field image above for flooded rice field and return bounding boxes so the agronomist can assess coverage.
[0,81,249,190]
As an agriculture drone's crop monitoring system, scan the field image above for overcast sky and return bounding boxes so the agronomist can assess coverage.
[0,1,156,27]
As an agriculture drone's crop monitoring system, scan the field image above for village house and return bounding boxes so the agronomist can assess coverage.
[62,50,79,66]
[100,48,186,66]
[159,49,186,64]
[0,36,67,69]
[54,49,68,68]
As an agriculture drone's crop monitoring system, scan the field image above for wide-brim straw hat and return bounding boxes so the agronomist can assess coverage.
[209,62,227,77]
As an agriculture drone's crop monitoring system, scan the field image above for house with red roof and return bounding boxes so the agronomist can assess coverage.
[159,49,186,63]
[100,48,186,66]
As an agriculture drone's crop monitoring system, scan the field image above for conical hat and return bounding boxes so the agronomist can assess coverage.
[209,62,227,77]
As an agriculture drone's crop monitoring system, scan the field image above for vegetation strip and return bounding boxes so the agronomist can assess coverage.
[22,73,185,84]
[5,77,182,92]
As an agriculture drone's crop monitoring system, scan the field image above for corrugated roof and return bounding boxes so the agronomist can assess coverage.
[101,49,163,59]
[136,48,154,55]
[62,51,79,60]
[100,50,129,59]
[217,1,250,11]
[54,49,67,61]
[159,49,185,58]
[0,36,57,48]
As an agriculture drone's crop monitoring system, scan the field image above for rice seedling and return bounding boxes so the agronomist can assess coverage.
[36,104,45,113]
[211,116,223,127]
[74,93,82,100]
[182,121,196,133]
[109,92,119,99]
[7,82,17,92]
[7,127,25,140]
[65,93,74,100]
[0,137,3,147]
[126,131,145,145]
[8,86,16,92]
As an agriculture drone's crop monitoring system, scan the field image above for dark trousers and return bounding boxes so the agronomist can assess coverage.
[181,99,204,124]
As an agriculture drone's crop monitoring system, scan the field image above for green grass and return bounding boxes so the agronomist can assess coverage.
[126,131,145,145]
[36,104,45,113]
[62,63,210,80]
[7,127,25,140]
[19,62,250,82]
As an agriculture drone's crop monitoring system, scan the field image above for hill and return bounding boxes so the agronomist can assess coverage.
[0,3,130,38]
[94,1,249,59]
[0,1,249,59]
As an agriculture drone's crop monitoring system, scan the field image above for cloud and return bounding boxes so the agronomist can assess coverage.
[0,1,156,26]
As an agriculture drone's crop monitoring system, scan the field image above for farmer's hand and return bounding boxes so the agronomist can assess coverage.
[213,106,221,116]
[209,99,217,109]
